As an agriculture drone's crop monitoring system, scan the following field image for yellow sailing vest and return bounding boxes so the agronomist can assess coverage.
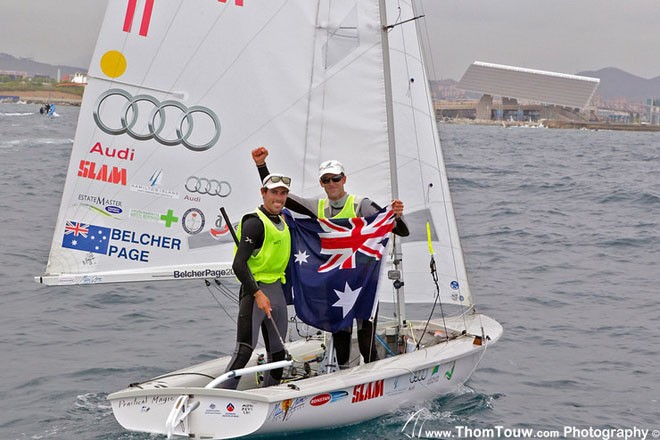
[317,194,356,219]
[236,209,290,283]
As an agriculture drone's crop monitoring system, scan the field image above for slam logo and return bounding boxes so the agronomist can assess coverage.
[78,160,127,186]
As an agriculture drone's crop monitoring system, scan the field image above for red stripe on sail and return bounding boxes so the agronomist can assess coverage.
[123,0,138,33]
[139,0,155,37]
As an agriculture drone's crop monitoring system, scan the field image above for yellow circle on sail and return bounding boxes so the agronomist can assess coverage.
[100,50,127,78]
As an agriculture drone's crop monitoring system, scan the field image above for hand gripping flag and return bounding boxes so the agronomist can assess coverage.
[283,208,395,333]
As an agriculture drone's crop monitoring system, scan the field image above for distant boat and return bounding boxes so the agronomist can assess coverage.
[36,1,502,438]
[0,95,20,103]
[39,103,56,116]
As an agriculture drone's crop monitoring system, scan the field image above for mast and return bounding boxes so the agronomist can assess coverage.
[378,0,406,326]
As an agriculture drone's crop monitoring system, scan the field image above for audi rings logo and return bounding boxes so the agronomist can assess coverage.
[186,176,232,198]
[93,89,221,152]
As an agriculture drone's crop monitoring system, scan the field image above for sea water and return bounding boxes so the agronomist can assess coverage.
[1,103,658,439]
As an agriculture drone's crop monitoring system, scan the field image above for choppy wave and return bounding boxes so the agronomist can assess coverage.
[2,108,659,438]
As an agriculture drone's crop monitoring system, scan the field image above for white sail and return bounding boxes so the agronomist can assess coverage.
[382,1,472,306]
[39,1,321,285]
[37,0,472,308]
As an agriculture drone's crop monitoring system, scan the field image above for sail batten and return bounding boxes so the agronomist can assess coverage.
[37,261,235,286]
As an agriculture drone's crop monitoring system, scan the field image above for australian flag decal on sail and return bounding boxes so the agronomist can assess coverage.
[61,221,111,254]
[284,208,395,333]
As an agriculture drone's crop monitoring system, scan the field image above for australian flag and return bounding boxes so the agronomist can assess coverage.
[283,208,395,333]
[61,221,111,255]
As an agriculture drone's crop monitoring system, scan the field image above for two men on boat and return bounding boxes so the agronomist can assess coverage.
[221,172,292,389]
[251,146,409,368]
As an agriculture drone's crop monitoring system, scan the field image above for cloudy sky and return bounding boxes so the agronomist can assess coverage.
[2,0,658,80]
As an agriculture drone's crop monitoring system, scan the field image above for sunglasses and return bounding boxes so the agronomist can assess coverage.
[320,174,343,184]
[265,175,291,185]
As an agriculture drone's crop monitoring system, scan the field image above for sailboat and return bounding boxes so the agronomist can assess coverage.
[36,0,502,438]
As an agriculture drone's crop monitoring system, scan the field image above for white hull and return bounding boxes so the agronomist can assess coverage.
[109,314,502,438]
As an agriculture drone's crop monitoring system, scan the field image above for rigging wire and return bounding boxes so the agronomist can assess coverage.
[204,278,238,324]
[408,0,477,328]
[416,199,449,349]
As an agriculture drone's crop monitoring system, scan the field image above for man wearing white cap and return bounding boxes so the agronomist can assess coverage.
[221,172,292,389]
[251,146,408,368]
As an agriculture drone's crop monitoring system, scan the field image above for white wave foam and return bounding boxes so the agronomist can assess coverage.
[0,112,34,116]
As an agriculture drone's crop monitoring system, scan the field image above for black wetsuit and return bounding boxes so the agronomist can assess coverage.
[220,206,288,389]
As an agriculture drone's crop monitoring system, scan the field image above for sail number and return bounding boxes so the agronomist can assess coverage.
[123,0,154,37]
[123,0,244,38]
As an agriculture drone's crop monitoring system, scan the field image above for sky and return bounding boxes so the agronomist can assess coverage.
[1,0,658,81]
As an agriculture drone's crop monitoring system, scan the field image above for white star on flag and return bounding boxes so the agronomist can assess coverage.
[294,250,309,265]
[332,282,362,318]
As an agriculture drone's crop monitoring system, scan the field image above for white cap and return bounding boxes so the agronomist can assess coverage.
[262,173,291,190]
[318,160,345,178]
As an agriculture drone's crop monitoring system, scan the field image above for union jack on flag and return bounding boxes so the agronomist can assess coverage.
[64,221,89,238]
[283,208,395,332]
[318,210,395,272]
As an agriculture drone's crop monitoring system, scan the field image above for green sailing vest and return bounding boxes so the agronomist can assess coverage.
[317,194,357,219]
[236,209,291,284]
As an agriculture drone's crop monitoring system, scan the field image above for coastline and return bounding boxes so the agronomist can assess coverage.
[3,92,658,132]
[0,90,82,106]
[440,117,660,132]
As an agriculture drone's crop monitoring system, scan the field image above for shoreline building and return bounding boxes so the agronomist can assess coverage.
[437,62,600,124]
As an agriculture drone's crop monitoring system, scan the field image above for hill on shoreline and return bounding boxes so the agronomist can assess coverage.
[576,67,660,102]
[0,53,85,79]
[3,53,658,104]
[433,68,660,105]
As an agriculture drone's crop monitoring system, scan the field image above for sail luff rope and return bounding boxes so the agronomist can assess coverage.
[410,1,473,326]
[390,1,461,330]
[387,0,438,335]
[414,0,485,334]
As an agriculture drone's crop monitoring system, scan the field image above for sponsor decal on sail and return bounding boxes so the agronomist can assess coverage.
[172,268,234,279]
[185,176,231,198]
[77,194,124,217]
[89,142,136,161]
[61,221,182,263]
[78,160,127,186]
[130,169,179,199]
[182,208,205,235]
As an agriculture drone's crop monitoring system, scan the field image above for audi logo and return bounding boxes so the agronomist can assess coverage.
[93,89,221,152]
[185,176,232,197]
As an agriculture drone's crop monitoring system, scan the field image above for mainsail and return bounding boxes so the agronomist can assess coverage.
[37,0,471,309]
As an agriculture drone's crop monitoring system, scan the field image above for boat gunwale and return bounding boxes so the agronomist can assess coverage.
[108,313,502,404]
